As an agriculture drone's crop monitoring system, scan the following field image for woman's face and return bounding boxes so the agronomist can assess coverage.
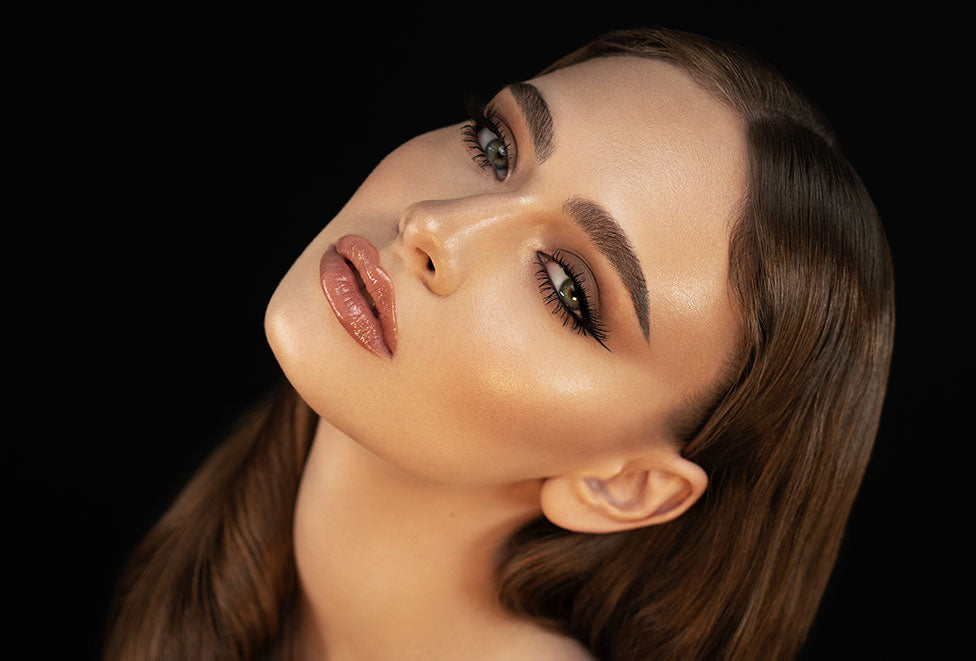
[266,56,746,487]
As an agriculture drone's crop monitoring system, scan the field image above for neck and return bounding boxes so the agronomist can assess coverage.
[292,417,556,660]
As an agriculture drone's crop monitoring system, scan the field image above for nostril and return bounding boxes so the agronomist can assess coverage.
[414,248,436,273]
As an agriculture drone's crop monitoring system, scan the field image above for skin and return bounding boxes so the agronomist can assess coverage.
[265,56,746,659]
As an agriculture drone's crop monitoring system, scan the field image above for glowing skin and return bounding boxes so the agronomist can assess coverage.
[267,57,744,487]
[265,57,747,658]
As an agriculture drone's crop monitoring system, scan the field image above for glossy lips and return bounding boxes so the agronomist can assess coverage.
[319,235,398,358]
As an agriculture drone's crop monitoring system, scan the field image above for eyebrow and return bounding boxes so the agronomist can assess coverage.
[564,198,651,340]
[504,82,651,341]
[507,82,555,163]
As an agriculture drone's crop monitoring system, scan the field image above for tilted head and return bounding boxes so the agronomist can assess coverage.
[107,26,895,661]
[263,26,893,660]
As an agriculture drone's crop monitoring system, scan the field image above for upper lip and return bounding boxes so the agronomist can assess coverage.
[335,235,398,355]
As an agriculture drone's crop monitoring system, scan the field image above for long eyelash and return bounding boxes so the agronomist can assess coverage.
[535,251,611,351]
[460,95,513,175]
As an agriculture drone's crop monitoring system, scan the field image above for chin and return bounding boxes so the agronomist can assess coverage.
[264,251,391,438]
[265,244,344,414]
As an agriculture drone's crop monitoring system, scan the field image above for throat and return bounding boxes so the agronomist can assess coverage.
[293,418,551,659]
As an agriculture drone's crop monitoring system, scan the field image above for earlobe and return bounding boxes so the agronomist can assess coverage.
[540,453,707,534]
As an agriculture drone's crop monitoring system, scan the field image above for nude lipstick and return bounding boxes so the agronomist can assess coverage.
[319,235,398,358]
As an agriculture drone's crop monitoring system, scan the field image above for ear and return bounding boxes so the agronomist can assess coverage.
[539,448,707,534]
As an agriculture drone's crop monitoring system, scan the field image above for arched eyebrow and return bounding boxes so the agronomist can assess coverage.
[507,82,555,163]
[505,82,651,342]
[564,197,651,341]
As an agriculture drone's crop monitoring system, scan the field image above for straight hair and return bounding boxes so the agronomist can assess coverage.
[104,28,894,660]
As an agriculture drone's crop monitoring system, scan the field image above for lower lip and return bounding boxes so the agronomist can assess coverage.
[319,239,396,359]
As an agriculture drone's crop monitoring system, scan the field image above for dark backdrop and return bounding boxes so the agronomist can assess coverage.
[18,3,964,659]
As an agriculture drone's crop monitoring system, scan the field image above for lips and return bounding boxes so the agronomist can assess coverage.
[319,235,398,358]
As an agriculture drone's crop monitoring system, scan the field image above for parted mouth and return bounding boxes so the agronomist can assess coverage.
[347,259,379,318]
[320,235,398,359]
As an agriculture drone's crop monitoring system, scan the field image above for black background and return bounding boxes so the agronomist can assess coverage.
[17,3,965,659]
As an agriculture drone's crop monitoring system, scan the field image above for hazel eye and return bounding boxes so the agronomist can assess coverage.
[461,100,515,182]
[477,127,509,176]
[535,250,609,350]
[543,259,583,318]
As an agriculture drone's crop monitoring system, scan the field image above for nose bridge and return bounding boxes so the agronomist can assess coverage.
[399,194,524,247]
[398,193,528,295]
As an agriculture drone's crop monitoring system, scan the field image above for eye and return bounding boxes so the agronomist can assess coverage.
[535,250,610,350]
[543,257,583,316]
[461,100,515,181]
[476,127,509,174]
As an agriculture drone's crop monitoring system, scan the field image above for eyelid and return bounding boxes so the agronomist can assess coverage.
[535,249,611,350]
[551,249,602,313]
[485,103,517,168]
[461,96,518,180]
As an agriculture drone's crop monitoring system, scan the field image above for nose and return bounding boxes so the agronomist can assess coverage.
[397,195,524,296]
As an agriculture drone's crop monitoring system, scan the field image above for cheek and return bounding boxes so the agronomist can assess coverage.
[389,272,651,483]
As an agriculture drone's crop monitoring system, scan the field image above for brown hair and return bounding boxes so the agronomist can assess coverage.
[104,382,316,660]
[104,28,894,661]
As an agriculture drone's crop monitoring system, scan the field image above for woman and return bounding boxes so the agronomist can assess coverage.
[105,27,894,660]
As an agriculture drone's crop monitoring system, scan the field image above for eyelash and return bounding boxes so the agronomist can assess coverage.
[460,97,608,349]
[535,250,610,350]
[460,97,515,180]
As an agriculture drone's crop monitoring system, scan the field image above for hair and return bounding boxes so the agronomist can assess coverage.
[104,28,894,661]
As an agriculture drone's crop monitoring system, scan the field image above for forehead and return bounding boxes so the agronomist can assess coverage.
[528,56,747,391]
[528,56,745,229]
